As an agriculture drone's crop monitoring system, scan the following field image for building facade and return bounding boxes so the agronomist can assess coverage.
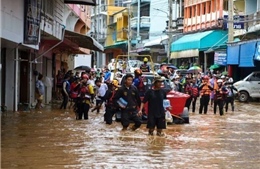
[227,0,260,81]
[90,0,108,68]
[1,0,102,111]
[171,0,232,70]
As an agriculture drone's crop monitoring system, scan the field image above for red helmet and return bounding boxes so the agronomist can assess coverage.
[82,74,89,80]
[134,69,142,75]
[203,75,209,80]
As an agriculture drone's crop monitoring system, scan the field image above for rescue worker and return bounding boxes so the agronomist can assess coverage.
[184,77,193,111]
[133,69,146,97]
[103,80,120,124]
[139,76,167,136]
[214,79,228,116]
[113,74,142,131]
[140,57,150,72]
[75,74,94,120]
[199,76,213,114]
[191,78,199,113]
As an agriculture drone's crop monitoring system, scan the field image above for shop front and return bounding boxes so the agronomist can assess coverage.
[227,40,260,81]
[171,30,228,70]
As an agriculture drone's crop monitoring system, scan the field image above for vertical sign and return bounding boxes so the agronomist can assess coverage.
[214,51,227,66]
[24,0,42,45]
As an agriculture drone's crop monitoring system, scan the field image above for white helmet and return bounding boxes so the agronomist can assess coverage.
[217,79,223,83]
[221,75,225,79]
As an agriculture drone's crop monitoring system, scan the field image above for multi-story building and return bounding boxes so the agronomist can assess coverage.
[226,0,260,80]
[90,0,108,68]
[143,0,183,63]
[103,0,128,63]
[1,0,102,111]
[171,0,234,70]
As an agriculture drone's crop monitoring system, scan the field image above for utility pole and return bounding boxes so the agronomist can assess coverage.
[93,4,98,68]
[228,0,234,75]
[228,0,234,43]
[167,0,173,64]
[127,3,131,61]
[137,0,141,44]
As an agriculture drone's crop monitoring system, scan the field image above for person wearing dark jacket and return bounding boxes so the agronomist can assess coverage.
[103,80,119,124]
[225,82,238,112]
[139,76,167,136]
[113,74,142,131]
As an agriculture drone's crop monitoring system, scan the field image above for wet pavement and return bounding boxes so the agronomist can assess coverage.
[1,102,260,169]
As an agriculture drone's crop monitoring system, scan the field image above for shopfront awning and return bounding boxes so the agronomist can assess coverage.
[239,41,256,67]
[227,44,240,65]
[64,0,96,6]
[65,30,104,52]
[171,49,199,59]
[144,36,168,47]
[104,41,127,50]
[171,30,228,53]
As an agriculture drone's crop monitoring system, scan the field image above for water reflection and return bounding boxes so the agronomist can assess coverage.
[1,102,260,169]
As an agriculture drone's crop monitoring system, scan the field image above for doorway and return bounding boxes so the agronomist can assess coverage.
[1,48,6,106]
[19,51,29,103]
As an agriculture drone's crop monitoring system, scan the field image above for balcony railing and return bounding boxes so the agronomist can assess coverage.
[130,16,150,29]
[247,11,260,32]
[131,0,150,4]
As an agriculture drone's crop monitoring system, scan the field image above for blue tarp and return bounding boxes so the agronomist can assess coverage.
[239,42,256,67]
[227,45,240,65]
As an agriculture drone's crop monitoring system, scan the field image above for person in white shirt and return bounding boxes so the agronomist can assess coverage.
[91,79,108,113]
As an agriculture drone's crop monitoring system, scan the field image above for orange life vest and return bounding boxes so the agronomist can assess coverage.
[200,83,212,96]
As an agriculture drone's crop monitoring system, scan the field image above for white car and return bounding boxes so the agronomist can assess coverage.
[233,71,260,102]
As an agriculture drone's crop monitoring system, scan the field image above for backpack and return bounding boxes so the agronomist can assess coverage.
[192,86,199,97]
[138,77,145,92]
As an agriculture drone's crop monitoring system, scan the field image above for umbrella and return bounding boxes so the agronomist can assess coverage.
[166,65,178,69]
[222,71,228,76]
[74,65,91,72]
[187,66,202,74]
[209,64,220,70]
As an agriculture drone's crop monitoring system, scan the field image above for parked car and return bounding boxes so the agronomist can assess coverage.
[233,71,260,102]
[120,72,172,93]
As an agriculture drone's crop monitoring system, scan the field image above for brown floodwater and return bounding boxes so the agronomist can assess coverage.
[1,102,260,169]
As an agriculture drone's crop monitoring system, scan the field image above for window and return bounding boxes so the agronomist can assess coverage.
[211,0,216,12]
[224,0,228,11]
[250,73,260,81]
[42,0,54,16]
[196,4,200,16]
[202,3,206,15]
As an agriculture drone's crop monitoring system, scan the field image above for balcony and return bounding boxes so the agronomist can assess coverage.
[130,16,150,30]
[131,0,150,5]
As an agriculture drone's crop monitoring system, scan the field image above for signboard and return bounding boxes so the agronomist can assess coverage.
[223,15,245,29]
[255,41,260,61]
[24,0,42,45]
[214,51,227,66]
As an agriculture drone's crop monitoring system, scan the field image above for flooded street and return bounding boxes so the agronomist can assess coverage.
[1,102,260,169]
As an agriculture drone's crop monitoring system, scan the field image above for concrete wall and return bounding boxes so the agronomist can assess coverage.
[5,49,15,110]
[245,0,257,15]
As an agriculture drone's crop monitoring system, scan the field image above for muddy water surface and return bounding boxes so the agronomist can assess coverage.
[1,102,260,169]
